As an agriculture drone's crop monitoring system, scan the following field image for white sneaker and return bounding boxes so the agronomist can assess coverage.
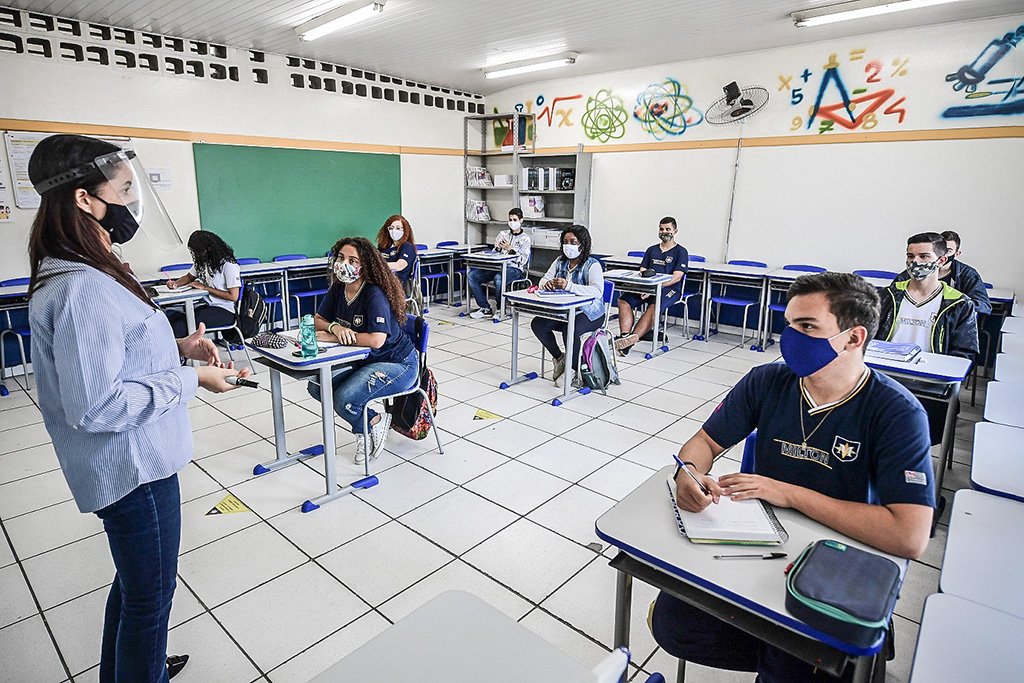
[552,356,566,385]
[469,307,493,319]
[369,412,392,461]
[354,432,370,464]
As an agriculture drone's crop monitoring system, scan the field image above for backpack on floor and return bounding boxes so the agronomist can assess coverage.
[578,328,620,393]
[237,287,267,339]
[387,366,438,440]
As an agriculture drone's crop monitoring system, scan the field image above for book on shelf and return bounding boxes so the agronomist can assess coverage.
[520,195,545,219]
[556,167,575,191]
[865,340,922,363]
[521,167,542,191]
[465,199,491,222]
[466,166,493,188]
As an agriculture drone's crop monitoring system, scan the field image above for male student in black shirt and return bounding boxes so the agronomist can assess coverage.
[614,216,688,355]
[893,230,990,316]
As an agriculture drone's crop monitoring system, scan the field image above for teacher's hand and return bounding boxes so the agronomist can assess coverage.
[197,363,251,393]
[177,323,221,366]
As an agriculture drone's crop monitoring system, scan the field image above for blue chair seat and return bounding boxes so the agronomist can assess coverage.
[627,250,645,258]
[711,295,759,307]
[5,325,30,336]
[768,302,787,313]
[292,288,329,298]
[853,269,898,280]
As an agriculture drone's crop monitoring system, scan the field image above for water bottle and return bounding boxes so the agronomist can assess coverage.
[299,314,318,358]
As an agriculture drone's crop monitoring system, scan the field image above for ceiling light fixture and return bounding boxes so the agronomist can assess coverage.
[483,52,579,79]
[296,1,386,41]
[792,0,968,28]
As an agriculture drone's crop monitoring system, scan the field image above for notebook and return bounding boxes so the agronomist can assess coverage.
[866,340,921,363]
[666,475,788,545]
[537,289,573,296]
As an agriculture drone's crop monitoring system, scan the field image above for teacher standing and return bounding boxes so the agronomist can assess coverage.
[26,134,247,682]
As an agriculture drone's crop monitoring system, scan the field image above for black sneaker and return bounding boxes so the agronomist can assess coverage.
[167,654,189,680]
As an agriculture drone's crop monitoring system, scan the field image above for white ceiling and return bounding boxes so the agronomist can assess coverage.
[8,0,1024,93]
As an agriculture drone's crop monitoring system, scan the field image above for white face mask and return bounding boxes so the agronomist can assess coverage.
[562,243,581,260]
[508,220,522,232]
[388,227,404,241]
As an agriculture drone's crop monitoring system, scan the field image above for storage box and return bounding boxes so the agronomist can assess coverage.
[493,174,514,188]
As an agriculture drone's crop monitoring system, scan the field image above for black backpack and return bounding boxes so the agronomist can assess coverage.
[237,287,267,339]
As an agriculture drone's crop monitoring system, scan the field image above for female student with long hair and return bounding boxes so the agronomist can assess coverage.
[308,236,419,463]
[531,225,606,385]
[376,214,418,286]
[165,229,242,337]
[26,134,247,682]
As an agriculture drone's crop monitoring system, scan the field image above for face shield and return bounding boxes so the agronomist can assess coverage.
[33,148,183,249]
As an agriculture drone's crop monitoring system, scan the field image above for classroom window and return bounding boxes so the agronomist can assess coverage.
[0,8,22,28]
[113,28,135,44]
[211,44,227,59]
[430,85,440,92]
[302,58,315,69]
[335,65,347,75]
[290,73,304,87]
[141,32,162,48]
[380,75,390,83]
[252,68,268,84]
[113,49,136,68]
[410,92,420,105]
[351,68,363,78]
[398,90,409,103]
[0,32,23,54]
[457,100,465,111]
[424,94,433,107]
[139,53,158,71]
[55,17,80,36]
[324,78,337,92]
[384,88,394,101]
[59,41,83,61]
[435,97,444,109]
[210,63,228,79]
[185,60,204,77]
[320,61,333,72]
[164,56,184,74]
[355,83,367,97]
[165,37,183,52]
[86,45,109,65]
[25,37,51,58]
[287,55,300,67]
[249,49,264,62]
[371,86,382,99]
[341,80,354,94]
[309,75,322,89]
[189,40,208,55]
[446,98,455,110]
[365,71,377,81]
[28,13,54,32]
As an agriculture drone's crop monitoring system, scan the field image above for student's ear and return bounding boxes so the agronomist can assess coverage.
[74,188,94,215]
[847,326,868,351]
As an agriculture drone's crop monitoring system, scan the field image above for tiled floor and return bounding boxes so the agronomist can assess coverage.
[0,302,981,682]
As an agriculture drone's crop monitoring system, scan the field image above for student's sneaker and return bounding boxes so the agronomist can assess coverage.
[552,356,566,385]
[369,412,392,461]
[469,307,493,319]
[354,433,371,464]
[615,333,638,356]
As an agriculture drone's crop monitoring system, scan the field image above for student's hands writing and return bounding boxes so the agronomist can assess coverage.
[718,473,795,508]
[544,278,568,291]
[189,281,209,291]
[165,279,178,289]
[177,323,222,366]
[196,362,251,393]
[674,467,722,512]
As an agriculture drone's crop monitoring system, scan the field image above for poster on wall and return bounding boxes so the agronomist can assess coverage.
[0,155,11,222]
[3,131,134,209]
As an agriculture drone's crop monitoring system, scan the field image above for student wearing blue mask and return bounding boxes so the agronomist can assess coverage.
[309,236,418,464]
[651,272,933,682]
[531,225,605,384]
[614,216,688,355]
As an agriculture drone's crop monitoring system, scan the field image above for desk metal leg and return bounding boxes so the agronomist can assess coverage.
[613,568,633,683]
[282,275,293,330]
[462,264,472,317]
[696,273,712,342]
[645,284,669,360]
[496,261,509,322]
[551,307,594,407]
[447,254,455,306]
[253,369,320,475]
[184,299,198,366]
[933,381,961,495]
[752,279,768,352]
[499,307,538,390]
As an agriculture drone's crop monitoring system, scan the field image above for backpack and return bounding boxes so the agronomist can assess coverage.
[387,366,438,440]
[237,287,267,339]
[577,328,620,393]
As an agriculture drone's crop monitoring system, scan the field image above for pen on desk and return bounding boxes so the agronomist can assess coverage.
[714,552,788,560]
[672,453,711,496]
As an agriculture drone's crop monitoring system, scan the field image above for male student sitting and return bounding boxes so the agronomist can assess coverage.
[878,232,978,360]
[652,272,934,682]
[893,229,990,316]
[468,208,532,319]
[614,216,688,355]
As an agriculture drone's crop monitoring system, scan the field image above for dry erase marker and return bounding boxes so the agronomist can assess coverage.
[714,552,787,560]
[673,453,711,496]
[226,376,259,389]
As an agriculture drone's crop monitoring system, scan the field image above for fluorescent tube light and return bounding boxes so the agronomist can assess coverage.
[296,1,385,41]
[792,0,967,27]
[483,52,578,79]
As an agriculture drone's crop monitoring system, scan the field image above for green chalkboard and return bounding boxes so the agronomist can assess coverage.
[192,143,401,261]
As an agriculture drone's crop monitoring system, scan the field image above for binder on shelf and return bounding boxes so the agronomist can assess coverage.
[465,199,492,222]
[520,195,545,218]
[466,166,493,188]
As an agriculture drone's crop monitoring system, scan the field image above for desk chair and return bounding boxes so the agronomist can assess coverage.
[415,244,427,251]
[202,283,256,374]
[483,259,531,321]
[348,315,442,487]
[436,241,458,248]
[853,269,898,280]
[161,262,192,273]
[432,241,464,303]
[709,259,766,346]
[763,265,827,345]
[603,281,617,326]
[627,250,646,258]
[419,254,450,310]
[0,278,31,392]
[663,255,707,339]
[275,254,329,326]
[236,257,262,265]
[406,260,423,316]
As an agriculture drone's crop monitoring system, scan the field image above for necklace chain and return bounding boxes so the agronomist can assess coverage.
[798,383,839,449]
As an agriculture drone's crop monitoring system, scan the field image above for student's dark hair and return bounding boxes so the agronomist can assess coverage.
[27,134,155,308]
[659,216,677,229]
[187,230,236,281]
[941,230,961,251]
[329,236,406,319]
[508,207,524,220]
[561,224,592,264]
[376,214,415,251]
[906,232,947,259]
[787,272,881,344]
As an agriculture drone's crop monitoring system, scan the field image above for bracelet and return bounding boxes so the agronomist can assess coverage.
[328,322,340,335]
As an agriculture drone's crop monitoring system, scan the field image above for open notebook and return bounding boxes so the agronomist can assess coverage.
[667,474,788,545]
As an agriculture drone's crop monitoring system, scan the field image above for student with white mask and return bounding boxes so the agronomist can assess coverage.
[26,134,248,683]
[468,208,531,319]
[376,214,418,285]
[530,225,605,384]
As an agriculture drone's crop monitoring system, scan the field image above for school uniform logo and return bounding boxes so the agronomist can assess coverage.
[832,436,861,462]
[353,315,364,327]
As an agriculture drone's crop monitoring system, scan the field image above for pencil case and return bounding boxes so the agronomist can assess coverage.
[784,539,901,648]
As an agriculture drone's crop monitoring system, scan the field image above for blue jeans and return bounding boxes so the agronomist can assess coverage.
[468,265,525,310]
[307,350,419,433]
[95,474,181,683]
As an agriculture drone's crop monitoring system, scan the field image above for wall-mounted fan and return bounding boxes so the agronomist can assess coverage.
[705,81,769,125]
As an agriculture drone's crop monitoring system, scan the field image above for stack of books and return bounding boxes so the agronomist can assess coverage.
[866,340,922,363]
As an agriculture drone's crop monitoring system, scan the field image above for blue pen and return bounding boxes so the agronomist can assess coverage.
[673,453,711,496]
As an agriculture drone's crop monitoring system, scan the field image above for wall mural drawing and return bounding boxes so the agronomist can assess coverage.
[943,24,1024,118]
[580,88,629,142]
[632,77,704,139]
